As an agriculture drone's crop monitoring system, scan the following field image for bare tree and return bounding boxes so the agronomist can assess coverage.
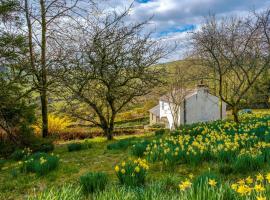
[163,64,194,128]
[191,11,270,122]
[21,0,90,137]
[56,10,167,140]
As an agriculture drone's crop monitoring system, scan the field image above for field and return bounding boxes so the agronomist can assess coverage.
[0,110,270,200]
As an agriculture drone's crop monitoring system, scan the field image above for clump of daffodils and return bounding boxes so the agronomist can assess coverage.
[231,172,270,199]
[179,179,192,191]
[144,114,270,169]
[115,158,149,186]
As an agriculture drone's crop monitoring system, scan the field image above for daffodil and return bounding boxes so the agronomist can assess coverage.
[115,165,119,172]
[208,179,217,187]
[231,183,238,191]
[135,166,140,173]
[179,180,192,191]
[266,173,270,183]
[245,176,253,184]
[256,173,264,182]
[256,195,266,200]
[237,185,252,196]
[254,184,265,192]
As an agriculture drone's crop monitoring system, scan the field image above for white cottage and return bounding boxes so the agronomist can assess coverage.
[149,84,226,129]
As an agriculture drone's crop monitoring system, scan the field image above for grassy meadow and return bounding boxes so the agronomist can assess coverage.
[0,110,270,200]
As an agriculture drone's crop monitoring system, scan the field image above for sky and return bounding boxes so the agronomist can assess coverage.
[103,0,270,62]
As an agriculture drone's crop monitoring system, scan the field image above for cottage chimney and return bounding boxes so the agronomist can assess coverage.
[197,80,209,93]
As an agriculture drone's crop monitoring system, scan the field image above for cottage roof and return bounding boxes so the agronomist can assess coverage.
[159,88,197,102]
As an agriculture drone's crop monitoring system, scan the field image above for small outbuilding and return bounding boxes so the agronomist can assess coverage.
[149,84,226,129]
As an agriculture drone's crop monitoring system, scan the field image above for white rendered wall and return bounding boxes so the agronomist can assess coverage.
[185,90,226,124]
[159,100,174,129]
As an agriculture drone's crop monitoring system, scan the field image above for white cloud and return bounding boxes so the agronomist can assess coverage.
[100,0,270,62]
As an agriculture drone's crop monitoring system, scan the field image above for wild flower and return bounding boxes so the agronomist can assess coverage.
[208,179,217,187]
[179,179,192,191]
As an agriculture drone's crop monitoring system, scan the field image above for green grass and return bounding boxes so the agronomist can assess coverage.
[0,132,206,199]
[0,133,154,199]
[0,110,269,199]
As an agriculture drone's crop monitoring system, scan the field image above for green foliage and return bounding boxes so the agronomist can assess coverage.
[0,0,19,18]
[67,141,92,152]
[10,169,19,178]
[36,143,54,153]
[0,141,16,157]
[107,138,134,150]
[193,171,220,189]
[0,159,5,170]
[218,164,233,176]
[67,143,82,152]
[0,101,37,157]
[20,152,59,176]
[10,148,31,161]
[115,159,149,187]
[80,172,108,194]
[155,129,166,136]
[130,140,150,157]
[159,174,180,191]
[232,154,264,173]
[216,150,237,164]
[27,185,82,200]
[83,140,92,149]
[150,123,166,129]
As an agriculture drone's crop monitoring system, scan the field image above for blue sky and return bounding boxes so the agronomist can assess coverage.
[104,0,270,61]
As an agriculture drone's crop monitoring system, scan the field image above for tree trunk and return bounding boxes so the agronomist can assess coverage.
[40,0,48,137]
[232,106,239,123]
[105,128,113,140]
[220,98,223,120]
[40,89,48,137]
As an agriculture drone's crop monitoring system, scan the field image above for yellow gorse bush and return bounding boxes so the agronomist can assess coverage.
[33,114,72,135]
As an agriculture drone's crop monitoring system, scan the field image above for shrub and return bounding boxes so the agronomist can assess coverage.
[36,143,54,153]
[130,140,150,157]
[28,138,55,154]
[67,141,92,152]
[20,152,59,176]
[0,101,37,157]
[0,141,17,158]
[67,143,82,152]
[33,114,72,136]
[150,123,165,129]
[155,129,166,136]
[80,172,108,194]
[233,154,264,173]
[170,130,180,136]
[107,138,134,150]
[115,158,149,186]
[10,148,32,161]
[0,159,5,170]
